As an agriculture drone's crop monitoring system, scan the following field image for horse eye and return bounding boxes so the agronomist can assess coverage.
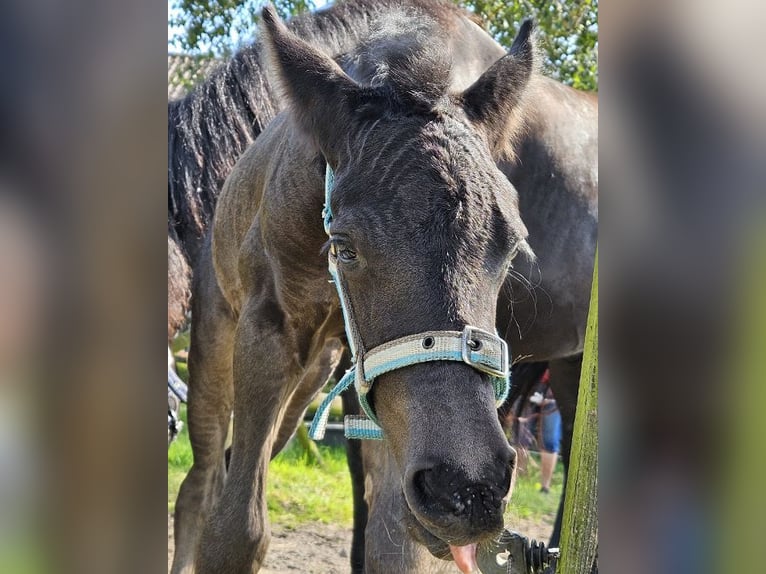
[328,238,357,264]
[338,247,357,263]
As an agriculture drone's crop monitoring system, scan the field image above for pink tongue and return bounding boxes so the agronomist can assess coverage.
[449,543,478,573]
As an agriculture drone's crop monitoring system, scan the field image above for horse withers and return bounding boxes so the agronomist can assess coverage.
[175,5,540,573]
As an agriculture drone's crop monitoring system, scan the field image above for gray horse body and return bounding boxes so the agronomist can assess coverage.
[170,2,597,573]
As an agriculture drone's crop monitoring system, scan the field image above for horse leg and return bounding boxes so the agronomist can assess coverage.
[271,344,367,574]
[171,260,235,574]
[271,339,343,457]
[224,338,340,469]
[194,294,325,573]
[280,344,367,573]
[337,348,368,574]
[547,354,582,547]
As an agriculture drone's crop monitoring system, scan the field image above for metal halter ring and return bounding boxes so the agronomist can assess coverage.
[461,326,509,379]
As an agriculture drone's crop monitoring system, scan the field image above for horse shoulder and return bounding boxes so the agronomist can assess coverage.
[213,114,334,323]
[212,119,286,311]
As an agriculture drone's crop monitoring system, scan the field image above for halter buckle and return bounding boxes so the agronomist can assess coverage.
[461,326,509,379]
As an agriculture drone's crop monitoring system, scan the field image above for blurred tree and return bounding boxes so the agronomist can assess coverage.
[168,0,597,90]
[457,0,598,90]
[169,0,315,56]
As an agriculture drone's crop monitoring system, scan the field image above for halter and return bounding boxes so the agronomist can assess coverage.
[309,164,510,440]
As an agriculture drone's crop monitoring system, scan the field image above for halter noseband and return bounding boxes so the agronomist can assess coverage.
[309,165,510,440]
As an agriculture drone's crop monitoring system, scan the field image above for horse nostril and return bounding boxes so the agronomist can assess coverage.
[412,468,436,501]
[412,467,464,514]
[410,464,511,519]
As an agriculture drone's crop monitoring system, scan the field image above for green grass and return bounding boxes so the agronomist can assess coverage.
[504,456,564,523]
[168,398,559,530]
[266,444,353,527]
[168,405,352,526]
[168,404,193,513]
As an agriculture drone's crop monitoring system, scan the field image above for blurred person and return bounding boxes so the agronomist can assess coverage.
[500,361,550,475]
[528,368,561,493]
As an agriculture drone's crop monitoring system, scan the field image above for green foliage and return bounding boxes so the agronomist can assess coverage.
[169,0,315,56]
[169,1,597,89]
[457,0,598,90]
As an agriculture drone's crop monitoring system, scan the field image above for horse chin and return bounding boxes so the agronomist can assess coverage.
[403,510,452,560]
[401,492,497,563]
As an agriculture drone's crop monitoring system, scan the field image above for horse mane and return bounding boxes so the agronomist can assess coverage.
[168,0,473,260]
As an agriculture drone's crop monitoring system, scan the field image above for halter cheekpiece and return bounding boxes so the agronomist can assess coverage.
[309,164,511,440]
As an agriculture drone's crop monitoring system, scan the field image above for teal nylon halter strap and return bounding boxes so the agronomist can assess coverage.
[310,164,510,441]
[309,328,510,440]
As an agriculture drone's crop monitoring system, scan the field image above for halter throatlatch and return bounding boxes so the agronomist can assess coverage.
[309,165,511,441]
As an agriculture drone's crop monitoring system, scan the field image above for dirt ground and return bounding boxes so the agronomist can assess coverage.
[168,516,352,573]
[168,515,552,573]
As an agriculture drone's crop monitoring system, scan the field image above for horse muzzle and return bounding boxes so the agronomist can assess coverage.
[402,451,514,552]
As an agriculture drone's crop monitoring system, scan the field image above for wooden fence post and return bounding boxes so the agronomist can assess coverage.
[557,250,598,573]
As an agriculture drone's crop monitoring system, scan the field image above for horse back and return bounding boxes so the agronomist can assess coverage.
[497,78,598,360]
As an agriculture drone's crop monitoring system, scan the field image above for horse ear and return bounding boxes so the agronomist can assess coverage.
[460,19,537,156]
[261,5,360,165]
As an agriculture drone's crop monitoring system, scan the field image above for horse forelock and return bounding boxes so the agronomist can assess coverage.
[340,7,453,111]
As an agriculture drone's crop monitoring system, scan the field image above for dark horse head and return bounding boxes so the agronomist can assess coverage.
[262,5,536,563]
